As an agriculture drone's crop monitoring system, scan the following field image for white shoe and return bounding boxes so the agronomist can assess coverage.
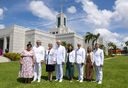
[80,80,83,83]
[59,79,62,82]
[98,81,102,84]
[37,79,41,83]
[32,79,37,82]
[93,80,98,82]
[55,79,59,81]
[77,80,80,81]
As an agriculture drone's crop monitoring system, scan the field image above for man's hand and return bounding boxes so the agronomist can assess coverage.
[81,63,84,65]
[100,64,103,67]
[41,60,44,64]
[62,62,65,65]
[52,62,55,65]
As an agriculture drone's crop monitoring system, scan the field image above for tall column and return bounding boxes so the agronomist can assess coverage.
[3,36,7,53]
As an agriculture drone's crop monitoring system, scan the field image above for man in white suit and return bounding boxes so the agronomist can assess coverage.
[93,43,104,84]
[75,43,85,83]
[32,40,45,82]
[54,40,66,82]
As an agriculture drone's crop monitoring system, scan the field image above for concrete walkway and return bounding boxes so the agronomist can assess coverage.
[0,56,11,63]
[105,56,116,60]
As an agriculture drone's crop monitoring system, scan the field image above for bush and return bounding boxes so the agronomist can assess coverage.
[3,53,20,61]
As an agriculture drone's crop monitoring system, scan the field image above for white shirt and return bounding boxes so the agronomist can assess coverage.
[54,45,66,64]
[75,48,86,64]
[33,45,45,63]
[66,50,75,63]
[85,52,94,63]
[93,48,104,66]
[45,48,56,65]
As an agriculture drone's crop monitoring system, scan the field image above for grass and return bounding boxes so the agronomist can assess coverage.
[0,56,128,88]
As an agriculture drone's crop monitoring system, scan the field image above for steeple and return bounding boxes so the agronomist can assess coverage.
[61,4,63,13]
[56,4,67,28]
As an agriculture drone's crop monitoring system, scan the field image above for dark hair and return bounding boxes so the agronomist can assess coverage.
[27,42,32,47]
[67,45,73,53]
[87,46,92,53]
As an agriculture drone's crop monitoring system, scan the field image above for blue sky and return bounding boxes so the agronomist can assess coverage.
[0,0,128,47]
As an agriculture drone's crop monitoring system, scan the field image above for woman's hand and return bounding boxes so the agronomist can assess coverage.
[32,63,35,67]
[20,62,22,65]
[52,61,55,66]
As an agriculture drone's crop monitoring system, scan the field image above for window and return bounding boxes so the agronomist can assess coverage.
[52,32,55,34]
[58,17,61,27]
[64,18,66,26]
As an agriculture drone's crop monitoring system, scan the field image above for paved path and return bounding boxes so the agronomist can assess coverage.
[105,56,116,60]
[0,56,11,63]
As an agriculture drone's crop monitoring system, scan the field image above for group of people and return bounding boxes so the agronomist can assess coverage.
[19,40,104,85]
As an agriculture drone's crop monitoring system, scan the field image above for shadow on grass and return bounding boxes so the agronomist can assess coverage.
[17,78,25,83]
[17,78,33,83]
[41,75,77,81]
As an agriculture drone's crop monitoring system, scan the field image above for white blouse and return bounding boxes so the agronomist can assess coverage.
[45,49,56,65]
[66,50,75,63]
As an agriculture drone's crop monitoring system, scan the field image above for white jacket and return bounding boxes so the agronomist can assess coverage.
[75,48,86,64]
[45,49,56,65]
[85,52,94,63]
[54,45,66,64]
[66,50,75,63]
[33,45,45,63]
[93,48,104,66]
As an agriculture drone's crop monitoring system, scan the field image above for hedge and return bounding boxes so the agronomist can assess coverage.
[3,53,20,61]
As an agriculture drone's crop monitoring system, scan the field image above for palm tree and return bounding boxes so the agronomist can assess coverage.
[92,33,100,47]
[85,32,100,49]
[85,32,94,44]
[125,41,128,46]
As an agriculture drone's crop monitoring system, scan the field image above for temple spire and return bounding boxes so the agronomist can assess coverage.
[61,4,63,13]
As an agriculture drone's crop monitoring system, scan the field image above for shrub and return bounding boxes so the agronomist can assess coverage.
[3,53,20,61]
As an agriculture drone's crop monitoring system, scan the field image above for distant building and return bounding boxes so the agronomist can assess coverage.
[0,9,108,55]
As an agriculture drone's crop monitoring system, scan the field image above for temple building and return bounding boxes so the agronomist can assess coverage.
[0,9,108,55]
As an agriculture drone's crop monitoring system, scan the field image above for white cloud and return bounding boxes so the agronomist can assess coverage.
[75,0,113,27]
[94,28,123,46]
[29,1,57,21]
[67,6,77,14]
[124,37,128,42]
[0,24,5,29]
[113,0,128,27]
[0,8,4,20]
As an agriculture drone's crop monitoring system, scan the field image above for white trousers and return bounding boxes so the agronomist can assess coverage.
[33,62,42,80]
[56,64,63,80]
[76,64,84,81]
[95,66,103,82]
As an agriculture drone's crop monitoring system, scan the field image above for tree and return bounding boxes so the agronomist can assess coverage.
[92,33,100,47]
[61,41,73,50]
[85,32,94,44]
[123,47,127,54]
[108,42,117,54]
[99,44,105,50]
[125,41,128,46]
[85,32,100,49]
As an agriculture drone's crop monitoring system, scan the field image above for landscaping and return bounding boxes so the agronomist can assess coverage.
[0,56,128,88]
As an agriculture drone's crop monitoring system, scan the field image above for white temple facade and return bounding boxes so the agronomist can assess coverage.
[0,11,108,55]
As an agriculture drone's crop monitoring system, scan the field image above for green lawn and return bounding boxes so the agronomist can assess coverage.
[0,56,128,88]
